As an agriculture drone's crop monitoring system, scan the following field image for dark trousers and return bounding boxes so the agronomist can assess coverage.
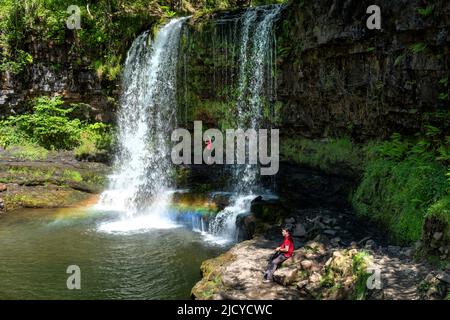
[263,254,287,281]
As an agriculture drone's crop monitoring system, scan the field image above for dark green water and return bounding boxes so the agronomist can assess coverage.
[0,208,226,299]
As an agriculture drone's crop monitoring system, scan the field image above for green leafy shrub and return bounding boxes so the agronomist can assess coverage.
[417,5,434,17]
[9,96,82,150]
[352,251,372,300]
[74,122,114,159]
[0,123,30,147]
[353,156,447,244]
[0,96,114,158]
[353,133,448,245]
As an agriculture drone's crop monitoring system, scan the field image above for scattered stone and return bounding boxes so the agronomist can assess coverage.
[331,237,341,245]
[433,232,443,241]
[323,229,337,236]
[365,240,377,249]
[0,183,7,192]
[305,252,317,260]
[387,245,401,254]
[309,272,322,283]
[350,241,357,248]
[297,280,309,290]
[300,259,313,270]
[424,272,436,283]
[0,198,4,210]
[322,216,337,225]
[401,247,413,257]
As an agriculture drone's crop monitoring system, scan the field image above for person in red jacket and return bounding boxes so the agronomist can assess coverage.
[263,225,295,283]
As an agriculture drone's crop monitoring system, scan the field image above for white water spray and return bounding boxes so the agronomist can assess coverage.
[207,6,282,243]
[96,18,188,233]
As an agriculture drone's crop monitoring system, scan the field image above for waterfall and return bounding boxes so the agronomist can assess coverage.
[96,17,188,233]
[207,5,282,242]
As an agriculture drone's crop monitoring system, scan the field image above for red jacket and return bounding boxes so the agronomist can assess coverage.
[280,236,294,258]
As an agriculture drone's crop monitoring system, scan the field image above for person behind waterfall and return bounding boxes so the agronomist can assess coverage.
[263,225,294,283]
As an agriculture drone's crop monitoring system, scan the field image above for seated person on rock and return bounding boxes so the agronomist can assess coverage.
[263,225,294,283]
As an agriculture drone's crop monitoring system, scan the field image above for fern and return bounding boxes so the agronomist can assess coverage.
[417,5,434,17]
[410,43,427,54]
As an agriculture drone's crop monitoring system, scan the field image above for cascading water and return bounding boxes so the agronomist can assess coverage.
[96,17,188,233]
[207,5,282,242]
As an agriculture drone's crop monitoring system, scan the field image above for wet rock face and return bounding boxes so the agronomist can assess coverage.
[276,0,449,140]
[0,40,117,122]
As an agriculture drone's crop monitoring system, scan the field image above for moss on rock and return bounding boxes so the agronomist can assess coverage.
[191,251,236,299]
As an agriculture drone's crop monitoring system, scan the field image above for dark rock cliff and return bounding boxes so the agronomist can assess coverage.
[0,33,118,121]
[1,0,448,138]
[277,0,449,140]
[176,0,449,139]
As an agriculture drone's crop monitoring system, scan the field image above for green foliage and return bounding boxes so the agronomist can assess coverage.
[8,96,81,150]
[161,5,177,17]
[439,77,448,86]
[0,96,113,155]
[352,251,371,300]
[417,5,434,17]
[353,134,448,245]
[74,122,114,159]
[426,195,450,224]
[63,169,83,182]
[0,123,30,148]
[438,92,449,101]
[394,53,405,66]
[280,137,363,176]
[410,43,427,54]
[372,133,409,160]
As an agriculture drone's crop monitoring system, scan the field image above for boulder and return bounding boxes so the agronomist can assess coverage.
[297,280,309,290]
[273,266,298,286]
[308,272,322,283]
[435,271,450,284]
[0,183,7,192]
[323,229,337,236]
[235,214,256,241]
[387,245,401,254]
[300,259,313,270]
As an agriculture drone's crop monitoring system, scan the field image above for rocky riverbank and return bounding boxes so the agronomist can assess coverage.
[192,207,450,300]
[0,148,110,213]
